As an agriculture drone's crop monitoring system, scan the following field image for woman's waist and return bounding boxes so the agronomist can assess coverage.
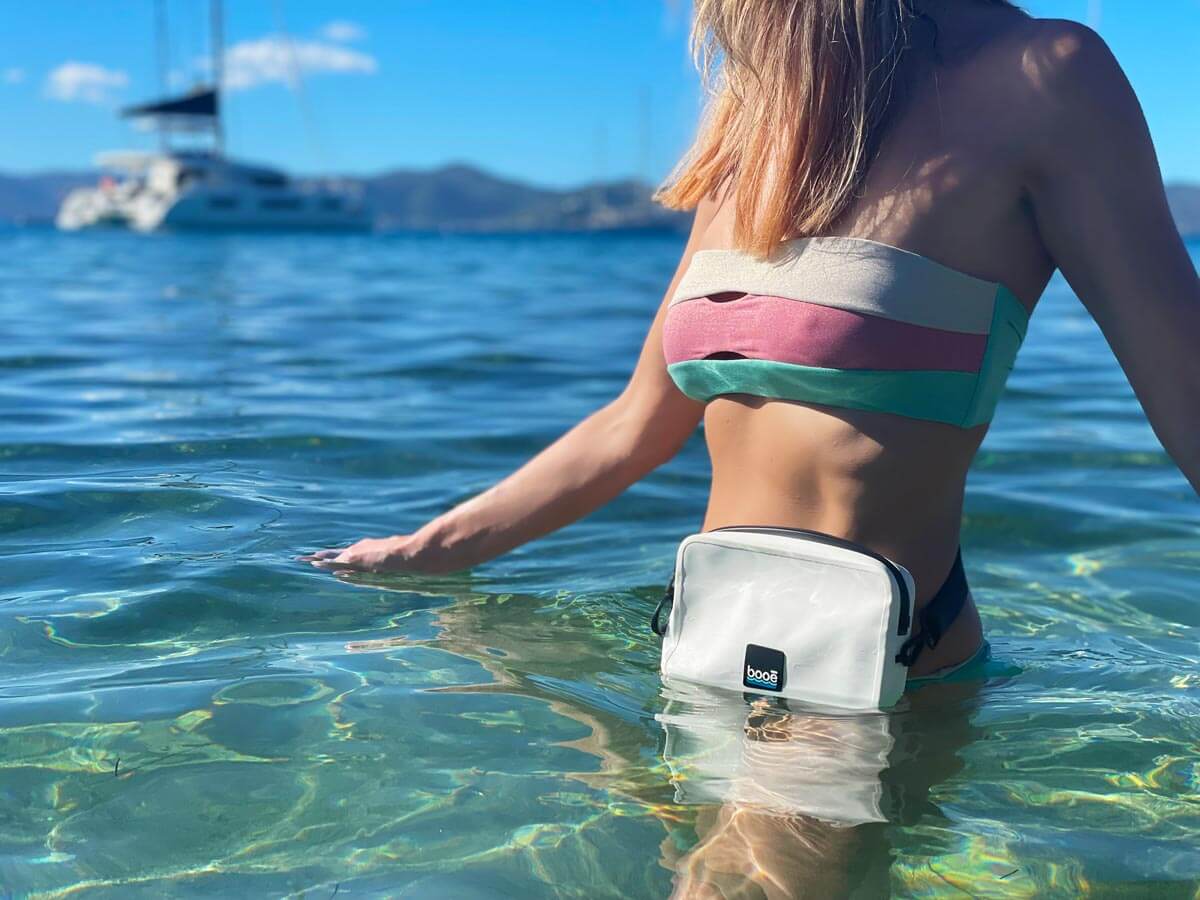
[695,487,984,678]
[697,486,984,675]
[700,398,978,595]
[702,472,967,606]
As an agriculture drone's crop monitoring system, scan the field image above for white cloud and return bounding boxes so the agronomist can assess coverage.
[221,36,378,91]
[45,61,129,104]
[2,67,25,85]
[321,20,367,43]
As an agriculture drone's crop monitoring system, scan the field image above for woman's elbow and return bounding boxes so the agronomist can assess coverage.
[605,391,703,472]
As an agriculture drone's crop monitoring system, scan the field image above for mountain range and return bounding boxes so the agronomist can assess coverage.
[0,163,688,233]
[1,163,1198,237]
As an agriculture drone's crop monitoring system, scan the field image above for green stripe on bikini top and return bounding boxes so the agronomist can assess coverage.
[666,237,1031,427]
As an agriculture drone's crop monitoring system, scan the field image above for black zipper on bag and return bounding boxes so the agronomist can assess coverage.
[706,525,912,636]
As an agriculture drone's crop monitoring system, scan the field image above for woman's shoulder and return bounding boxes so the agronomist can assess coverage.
[959,14,1129,161]
[1013,17,1119,80]
[973,15,1123,102]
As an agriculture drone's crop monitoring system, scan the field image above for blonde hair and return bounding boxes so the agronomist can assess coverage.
[656,1,1006,257]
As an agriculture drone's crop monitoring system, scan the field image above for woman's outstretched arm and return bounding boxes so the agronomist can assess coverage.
[1025,23,1200,492]
[305,199,719,574]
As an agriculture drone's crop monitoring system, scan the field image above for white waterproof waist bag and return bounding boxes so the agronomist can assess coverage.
[652,527,917,710]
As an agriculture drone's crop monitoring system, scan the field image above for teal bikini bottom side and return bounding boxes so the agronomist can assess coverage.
[906,640,992,690]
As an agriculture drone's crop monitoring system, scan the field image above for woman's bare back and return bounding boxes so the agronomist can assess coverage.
[692,7,1089,672]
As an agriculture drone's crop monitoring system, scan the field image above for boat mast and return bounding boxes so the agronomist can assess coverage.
[155,0,169,151]
[121,2,222,151]
[210,0,224,155]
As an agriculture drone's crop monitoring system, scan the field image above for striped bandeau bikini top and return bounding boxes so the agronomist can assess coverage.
[661,236,1031,428]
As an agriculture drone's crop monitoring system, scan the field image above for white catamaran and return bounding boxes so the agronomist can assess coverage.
[56,1,370,232]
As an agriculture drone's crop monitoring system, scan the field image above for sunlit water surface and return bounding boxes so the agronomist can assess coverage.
[1,228,1198,898]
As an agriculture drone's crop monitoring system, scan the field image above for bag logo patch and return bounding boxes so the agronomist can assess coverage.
[743,644,785,692]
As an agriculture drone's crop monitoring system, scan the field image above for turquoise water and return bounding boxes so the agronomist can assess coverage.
[1,228,1198,898]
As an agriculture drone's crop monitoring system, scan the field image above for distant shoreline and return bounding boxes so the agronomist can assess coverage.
[4,162,1198,237]
[0,162,690,235]
[0,221,691,239]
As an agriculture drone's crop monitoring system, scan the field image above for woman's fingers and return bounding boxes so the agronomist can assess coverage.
[304,549,345,560]
[300,547,353,569]
[302,536,413,574]
[305,540,386,571]
[310,557,346,570]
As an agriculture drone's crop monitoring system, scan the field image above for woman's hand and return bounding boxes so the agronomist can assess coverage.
[303,535,423,574]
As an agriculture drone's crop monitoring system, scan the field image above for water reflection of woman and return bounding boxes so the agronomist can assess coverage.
[659,681,989,897]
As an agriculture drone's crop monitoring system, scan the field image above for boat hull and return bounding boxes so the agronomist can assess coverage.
[57,152,372,233]
[129,185,371,232]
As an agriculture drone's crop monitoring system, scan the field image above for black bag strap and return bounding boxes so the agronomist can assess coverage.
[650,574,674,637]
[894,547,968,667]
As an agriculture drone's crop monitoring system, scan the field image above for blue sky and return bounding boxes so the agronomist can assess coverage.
[1,1,1196,186]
